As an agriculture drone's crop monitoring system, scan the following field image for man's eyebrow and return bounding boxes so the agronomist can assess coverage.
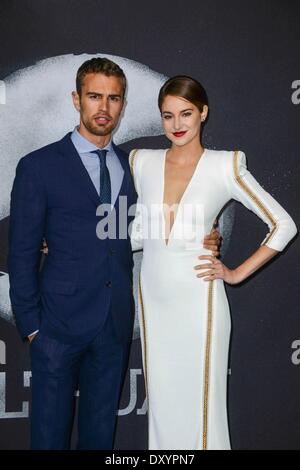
[86,92,122,97]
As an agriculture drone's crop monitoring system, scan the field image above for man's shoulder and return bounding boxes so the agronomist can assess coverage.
[18,133,72,167]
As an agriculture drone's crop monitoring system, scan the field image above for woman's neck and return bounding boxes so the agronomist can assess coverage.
[168,139,204,165]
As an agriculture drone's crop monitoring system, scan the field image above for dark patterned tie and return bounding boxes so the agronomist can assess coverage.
[92,149,111,205]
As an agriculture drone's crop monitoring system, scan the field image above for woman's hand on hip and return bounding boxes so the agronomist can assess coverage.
[194,255,242,284]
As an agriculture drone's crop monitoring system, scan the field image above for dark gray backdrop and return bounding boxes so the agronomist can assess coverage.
[0,0,299,450]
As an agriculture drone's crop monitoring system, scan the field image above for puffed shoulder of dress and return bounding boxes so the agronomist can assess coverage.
[221,149,297,251]
[129,148,164,193]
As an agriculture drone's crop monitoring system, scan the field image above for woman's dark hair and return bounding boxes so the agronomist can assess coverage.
[76,57,126,97]
[158,75,208,113]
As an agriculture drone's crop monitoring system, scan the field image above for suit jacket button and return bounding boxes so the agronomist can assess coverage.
[106,281,112,288]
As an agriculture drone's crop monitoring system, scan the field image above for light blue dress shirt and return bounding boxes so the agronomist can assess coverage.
[71,126,124,206]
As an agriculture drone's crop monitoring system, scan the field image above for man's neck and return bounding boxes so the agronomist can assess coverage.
[77,125,112,148]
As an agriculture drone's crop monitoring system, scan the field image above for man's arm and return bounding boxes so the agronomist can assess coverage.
[7,156,47,340]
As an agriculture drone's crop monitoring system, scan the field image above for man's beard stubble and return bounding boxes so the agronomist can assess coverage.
[83,116,116,137]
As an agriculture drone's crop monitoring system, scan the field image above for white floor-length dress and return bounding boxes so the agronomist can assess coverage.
[129,148,297,450]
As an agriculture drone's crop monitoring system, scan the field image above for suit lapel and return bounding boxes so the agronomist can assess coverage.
[58,134,132,208]
[112,142,130,200]
[59,133,101,207]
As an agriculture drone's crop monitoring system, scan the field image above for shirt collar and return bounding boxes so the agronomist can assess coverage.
[71,126,114,155]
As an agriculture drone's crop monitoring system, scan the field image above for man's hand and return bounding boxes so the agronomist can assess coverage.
[203,227,222,257]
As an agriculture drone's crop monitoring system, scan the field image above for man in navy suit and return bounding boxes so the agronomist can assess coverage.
[8,57,220,449]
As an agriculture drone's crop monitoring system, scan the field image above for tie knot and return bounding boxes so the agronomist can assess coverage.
[92,149,108,163]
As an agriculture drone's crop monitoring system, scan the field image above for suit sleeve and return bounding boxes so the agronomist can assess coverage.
[8,156,47,338]
[129,149,144,251]
[225,150,297,251]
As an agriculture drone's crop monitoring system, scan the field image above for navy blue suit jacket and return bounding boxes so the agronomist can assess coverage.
[8,133,137,344]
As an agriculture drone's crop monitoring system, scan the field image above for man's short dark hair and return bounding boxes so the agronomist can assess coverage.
[76,57,126,97]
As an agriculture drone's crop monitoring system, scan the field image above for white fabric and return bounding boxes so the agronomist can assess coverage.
[129,148,297,450]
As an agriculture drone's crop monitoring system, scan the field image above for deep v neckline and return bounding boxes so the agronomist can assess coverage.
[162,148,207,247]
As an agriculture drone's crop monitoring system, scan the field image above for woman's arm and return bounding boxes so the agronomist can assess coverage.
[195,150,297,283]
[194,245,277,284]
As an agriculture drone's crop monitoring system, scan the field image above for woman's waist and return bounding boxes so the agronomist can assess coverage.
[142,248,212,281]
[143,242,213,258]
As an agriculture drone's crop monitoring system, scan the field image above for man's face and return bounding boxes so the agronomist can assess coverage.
[72,73,124,144]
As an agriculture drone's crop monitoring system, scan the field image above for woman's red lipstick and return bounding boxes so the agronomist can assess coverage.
[173,131,187,137]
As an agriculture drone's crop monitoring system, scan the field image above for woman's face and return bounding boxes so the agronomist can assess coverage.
[161,95,207,148]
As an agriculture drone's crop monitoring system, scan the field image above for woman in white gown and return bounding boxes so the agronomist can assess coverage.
[129,75,297,450]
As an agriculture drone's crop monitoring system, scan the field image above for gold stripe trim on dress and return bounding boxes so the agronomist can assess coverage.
[138,277,148,396]
[129,149,139,189]
[233,150,278,245]
[202,279,214,450]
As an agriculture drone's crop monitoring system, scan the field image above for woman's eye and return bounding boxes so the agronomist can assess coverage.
[163,115,171,120]
[183,112,192,117]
